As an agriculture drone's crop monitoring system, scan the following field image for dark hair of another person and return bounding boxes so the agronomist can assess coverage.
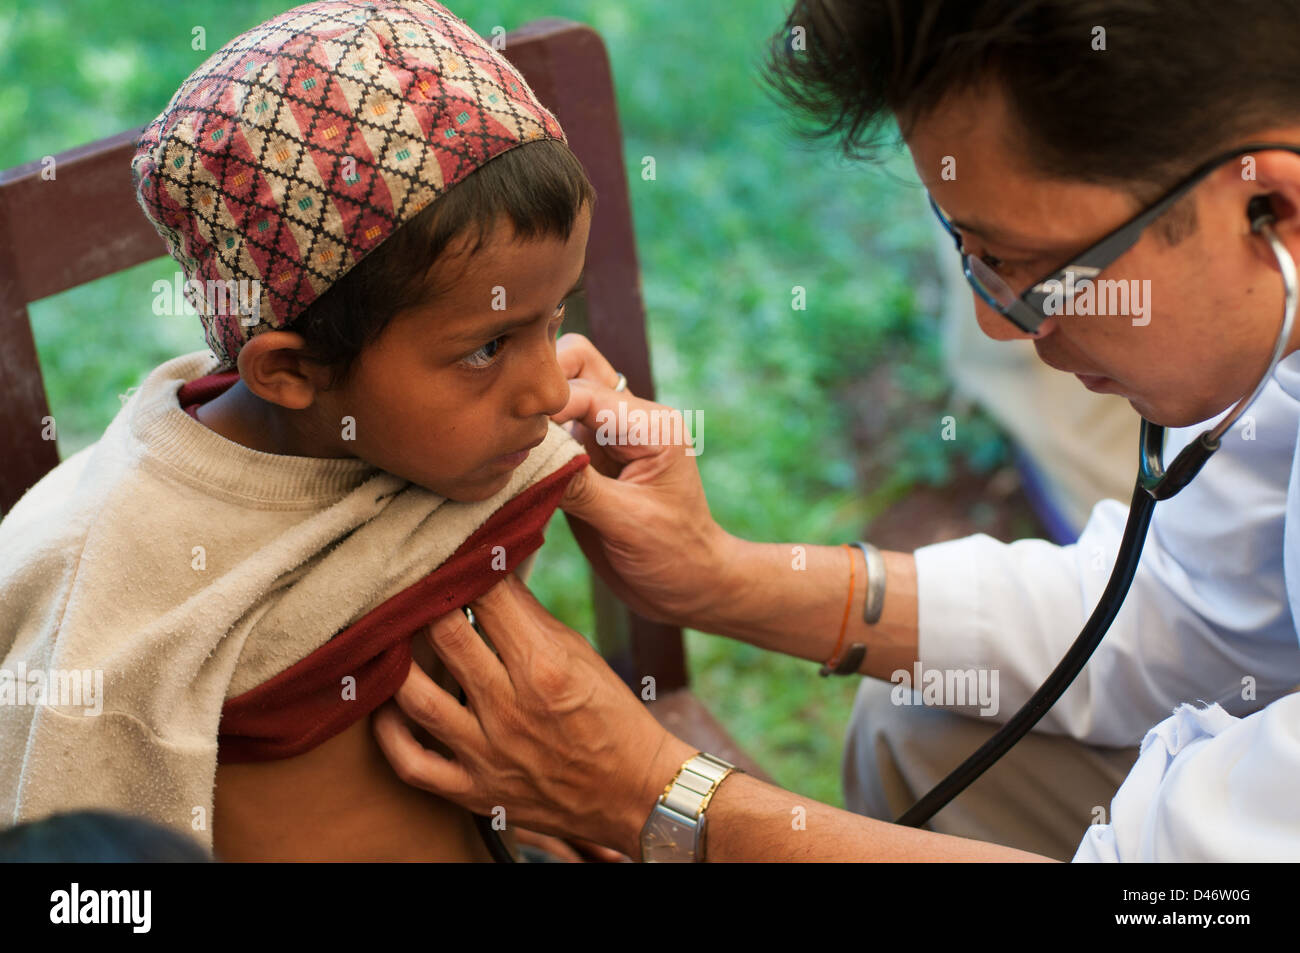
[0,810,213,862]
[291,137,596,389]
[764,0,1300,209]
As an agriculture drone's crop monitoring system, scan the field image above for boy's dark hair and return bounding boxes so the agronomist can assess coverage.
[764,0,1300,201]
[292,137,595,389]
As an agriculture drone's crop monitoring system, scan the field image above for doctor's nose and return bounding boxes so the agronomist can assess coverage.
[973,297,1057,342]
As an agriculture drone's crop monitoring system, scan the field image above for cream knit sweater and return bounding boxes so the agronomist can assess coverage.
[0,350,583,852]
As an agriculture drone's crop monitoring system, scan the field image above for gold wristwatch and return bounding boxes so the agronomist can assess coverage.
[639,752,738,863]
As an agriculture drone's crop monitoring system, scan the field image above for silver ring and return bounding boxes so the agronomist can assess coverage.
[612,372,628,393]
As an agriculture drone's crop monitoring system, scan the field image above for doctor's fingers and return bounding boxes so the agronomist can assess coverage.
[469,575,603,698]
[421,608,514,716]
[389,655,486,752]
[552,381,669,464]
[371,698,479,803]
[556,332,624,390]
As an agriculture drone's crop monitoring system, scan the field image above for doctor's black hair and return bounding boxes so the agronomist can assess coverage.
[764,0,1300,207]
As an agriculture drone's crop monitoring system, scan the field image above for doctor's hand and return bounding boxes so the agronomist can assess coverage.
[552,333,736,630]
[371,575,697,858]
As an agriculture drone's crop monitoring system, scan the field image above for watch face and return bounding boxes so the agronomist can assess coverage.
[642,808,696,863]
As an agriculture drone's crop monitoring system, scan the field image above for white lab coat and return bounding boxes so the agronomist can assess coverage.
[913,353,1300,861]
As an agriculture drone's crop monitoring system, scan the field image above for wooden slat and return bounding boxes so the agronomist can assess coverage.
[0,129,163,513]
[0,127,166,305]
[0,245,57,515]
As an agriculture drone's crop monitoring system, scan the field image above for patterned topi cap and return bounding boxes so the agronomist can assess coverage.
[132,0,566,371]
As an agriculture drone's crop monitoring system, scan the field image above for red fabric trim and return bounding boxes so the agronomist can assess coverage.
[178,369,240,420]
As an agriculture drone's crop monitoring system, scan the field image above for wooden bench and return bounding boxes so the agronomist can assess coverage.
[0,19,768,782]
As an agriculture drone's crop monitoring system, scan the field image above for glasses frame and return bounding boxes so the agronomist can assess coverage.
[929,142,1300,333]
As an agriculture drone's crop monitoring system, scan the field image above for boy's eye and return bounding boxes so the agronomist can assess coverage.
[463,336,506,368]
[460,303,568,370]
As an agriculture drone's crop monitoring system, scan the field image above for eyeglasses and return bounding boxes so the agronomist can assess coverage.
[929,142,1300,334]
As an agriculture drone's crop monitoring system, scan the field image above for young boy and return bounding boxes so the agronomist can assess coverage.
[0,0,594,861]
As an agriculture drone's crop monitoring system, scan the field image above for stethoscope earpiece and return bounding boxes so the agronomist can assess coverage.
[1248,194,1277,233]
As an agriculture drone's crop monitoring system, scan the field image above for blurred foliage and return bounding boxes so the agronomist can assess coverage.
[1,0,1011,811]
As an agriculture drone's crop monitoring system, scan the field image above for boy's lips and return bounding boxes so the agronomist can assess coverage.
[491,433,547,467]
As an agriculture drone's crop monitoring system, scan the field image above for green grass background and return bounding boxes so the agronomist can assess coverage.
[0,0,1011,809]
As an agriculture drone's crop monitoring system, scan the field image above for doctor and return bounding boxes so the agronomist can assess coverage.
[373,0,1300,861]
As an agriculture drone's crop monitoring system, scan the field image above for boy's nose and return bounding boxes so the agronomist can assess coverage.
[973,297,1057,342]
[516,343,571,419]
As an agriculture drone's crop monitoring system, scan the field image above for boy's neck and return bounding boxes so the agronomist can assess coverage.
[194,379,344,459]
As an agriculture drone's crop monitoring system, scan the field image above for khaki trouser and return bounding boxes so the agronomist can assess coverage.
[842,677,1140,862]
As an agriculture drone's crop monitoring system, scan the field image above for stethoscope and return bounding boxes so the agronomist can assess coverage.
[897,195,1299,828]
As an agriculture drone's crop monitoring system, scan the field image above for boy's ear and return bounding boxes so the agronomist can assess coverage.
[235,331,334,410]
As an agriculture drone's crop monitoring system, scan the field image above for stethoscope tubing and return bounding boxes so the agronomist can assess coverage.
[896,482,1155,828]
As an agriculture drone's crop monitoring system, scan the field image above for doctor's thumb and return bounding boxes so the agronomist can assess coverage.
[559,463,611,523]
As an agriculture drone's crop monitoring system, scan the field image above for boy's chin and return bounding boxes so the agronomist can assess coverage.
[432,468,516,503]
